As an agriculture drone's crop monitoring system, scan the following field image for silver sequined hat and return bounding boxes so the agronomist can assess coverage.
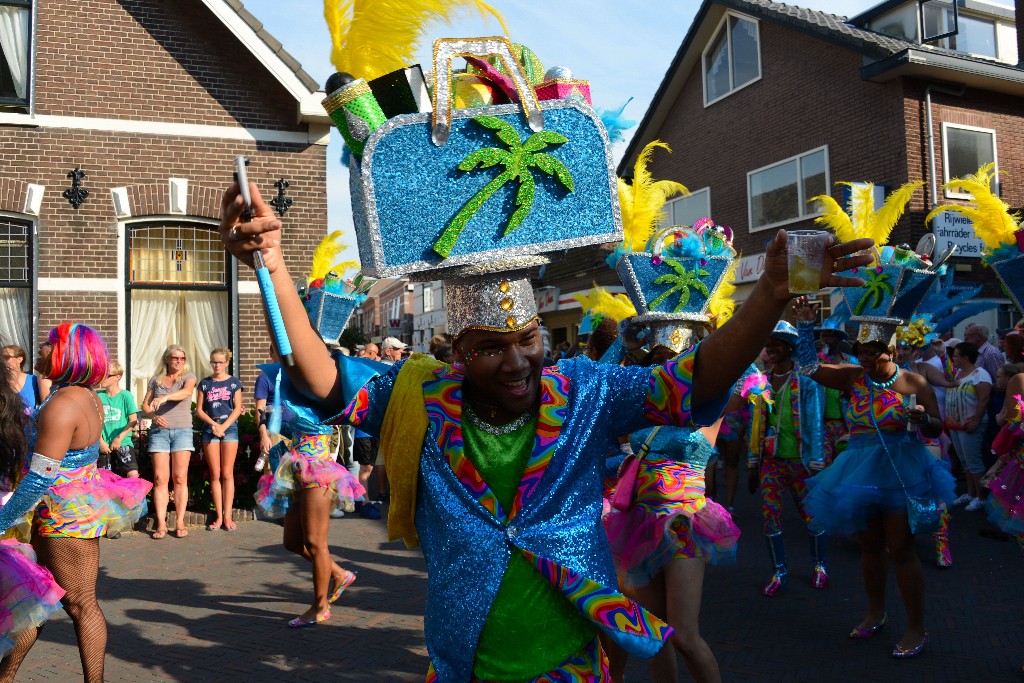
[433,258,543,340]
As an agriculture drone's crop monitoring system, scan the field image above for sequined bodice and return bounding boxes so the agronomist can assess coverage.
[846,374,905,435]
[33,387,101,469]
[630,427,715,469]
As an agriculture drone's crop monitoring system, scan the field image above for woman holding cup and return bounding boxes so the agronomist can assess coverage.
[793,298,955,658]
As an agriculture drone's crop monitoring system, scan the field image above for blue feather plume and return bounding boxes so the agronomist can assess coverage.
[598,98,636,145]
[933,300,1001,334]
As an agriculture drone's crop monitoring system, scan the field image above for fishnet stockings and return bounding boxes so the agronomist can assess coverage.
[0,536,105,682]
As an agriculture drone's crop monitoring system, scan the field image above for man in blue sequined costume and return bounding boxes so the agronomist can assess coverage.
[219,183,873,681]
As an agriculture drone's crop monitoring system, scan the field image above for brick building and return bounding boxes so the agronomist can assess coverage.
[612,0,1024,330]
[0,0,330,401]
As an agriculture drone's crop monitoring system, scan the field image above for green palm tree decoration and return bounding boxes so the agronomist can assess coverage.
[647,258,710,312]
[432,116,575,258]
[853,270,895,315]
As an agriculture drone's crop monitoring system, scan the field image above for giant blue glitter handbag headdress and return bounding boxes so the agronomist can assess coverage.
[813,180,939,344]
[322,6,628,339]
[926,164,1024,314]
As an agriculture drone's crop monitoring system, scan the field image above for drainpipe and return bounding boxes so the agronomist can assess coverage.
[924,83,965,208]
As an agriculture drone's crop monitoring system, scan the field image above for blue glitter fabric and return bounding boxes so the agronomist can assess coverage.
[629,427,716,470]
[353,103,620,276]
[323,351,726,681]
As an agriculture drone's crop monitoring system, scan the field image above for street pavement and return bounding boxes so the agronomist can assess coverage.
[13,477,1024,682]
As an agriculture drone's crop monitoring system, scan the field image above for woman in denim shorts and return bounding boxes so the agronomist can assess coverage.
[142,344,197,539]
[196,348,243,531]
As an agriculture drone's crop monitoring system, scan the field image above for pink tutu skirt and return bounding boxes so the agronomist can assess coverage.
[986,452,1024,536]
[255,434,365,518]
[0,539,64,655]
[12,465,152,540]
[604,458,740,589]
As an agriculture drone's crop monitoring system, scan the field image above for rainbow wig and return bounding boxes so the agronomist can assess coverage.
[47,322,108,387]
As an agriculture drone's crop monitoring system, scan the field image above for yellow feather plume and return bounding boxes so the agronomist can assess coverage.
[811,192,854,243]
[309,231,360,284]
[925,163,1021,252]
[812,180,923,246]
[570,284,637,323]
[618,141,689,252]
[707,258,739,327]
[324,0,509,82]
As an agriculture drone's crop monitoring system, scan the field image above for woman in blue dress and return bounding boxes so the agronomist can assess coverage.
[794,300,955,658]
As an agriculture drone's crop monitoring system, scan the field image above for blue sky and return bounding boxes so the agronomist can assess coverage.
[240,0,881,249]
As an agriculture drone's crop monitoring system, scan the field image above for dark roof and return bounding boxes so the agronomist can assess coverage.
[620,0,1023,174]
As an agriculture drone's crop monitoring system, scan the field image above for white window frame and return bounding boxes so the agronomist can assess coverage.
[747,145,830,233]
[660,188,712,229]
[702,11,762,107]
[423,285,434,313]
[941,122,997,199]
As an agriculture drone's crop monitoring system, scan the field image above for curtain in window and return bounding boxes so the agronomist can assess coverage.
[129,289,229,406]
[0,6,29,99]
[130,290,179,405]
[0,287,29,351]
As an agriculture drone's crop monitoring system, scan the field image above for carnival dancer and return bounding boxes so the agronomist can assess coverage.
[800,179,958,658]
[254,234,367,628]
[744,320,829,596]
[220,182,872,679]
[894,317,959,567]
[603,201,744,682]
[0,323,152,681]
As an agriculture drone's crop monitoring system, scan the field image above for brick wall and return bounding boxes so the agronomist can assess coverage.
[646,19,909,258]
[0,0,327,395]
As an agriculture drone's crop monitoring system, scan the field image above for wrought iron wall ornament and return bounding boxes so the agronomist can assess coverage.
[62,167,89,209]
[269,178,292,216]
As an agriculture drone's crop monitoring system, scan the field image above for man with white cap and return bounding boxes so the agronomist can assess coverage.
[221,180,874,680]
[380,337,407,364]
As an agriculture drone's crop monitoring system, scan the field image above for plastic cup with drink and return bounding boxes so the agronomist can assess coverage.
[787,230,830,294]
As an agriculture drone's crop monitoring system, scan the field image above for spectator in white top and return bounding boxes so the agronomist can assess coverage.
[965,324,1005,382]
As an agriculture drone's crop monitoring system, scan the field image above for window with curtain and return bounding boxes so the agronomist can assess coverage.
[659,188,712,229]
[128,223,230,406]
[702,13,761,106]
[0,1,31,108]
[0,218,31,353]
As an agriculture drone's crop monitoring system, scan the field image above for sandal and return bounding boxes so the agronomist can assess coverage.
[207,522,222,531]
[174,528,189,538]
[151,529,167,539]
[224,522,237,531]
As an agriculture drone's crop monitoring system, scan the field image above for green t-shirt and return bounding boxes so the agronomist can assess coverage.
[774,380,800,459]
[99,390,138,447]
[461,412,595,679]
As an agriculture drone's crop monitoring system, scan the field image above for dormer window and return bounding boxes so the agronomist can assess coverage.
[0,1,30,109]
[703,13,761,106]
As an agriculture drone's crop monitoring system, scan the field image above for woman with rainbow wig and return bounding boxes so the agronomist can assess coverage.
[0,322,152,681]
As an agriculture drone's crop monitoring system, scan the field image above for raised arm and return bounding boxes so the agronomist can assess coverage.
[220,183,343,405]
[692,231,872,406]
[791,298,860,392]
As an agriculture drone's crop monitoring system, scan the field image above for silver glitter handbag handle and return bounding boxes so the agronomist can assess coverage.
[645,226,682,257]
[430,36,544,146]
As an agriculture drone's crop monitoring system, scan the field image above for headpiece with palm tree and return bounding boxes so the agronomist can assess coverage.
[432,115,575,258]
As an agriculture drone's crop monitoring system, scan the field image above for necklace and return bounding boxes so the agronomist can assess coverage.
[865,365,900,390]
[771,369,793,377]
[464,403,533,436]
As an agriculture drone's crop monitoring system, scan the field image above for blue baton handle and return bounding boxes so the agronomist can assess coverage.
[254,253,295,367]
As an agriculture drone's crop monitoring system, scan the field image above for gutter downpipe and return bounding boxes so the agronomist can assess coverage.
[924,83,966,208]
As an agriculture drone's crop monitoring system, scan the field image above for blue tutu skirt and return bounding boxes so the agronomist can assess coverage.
[805,433,956,535]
